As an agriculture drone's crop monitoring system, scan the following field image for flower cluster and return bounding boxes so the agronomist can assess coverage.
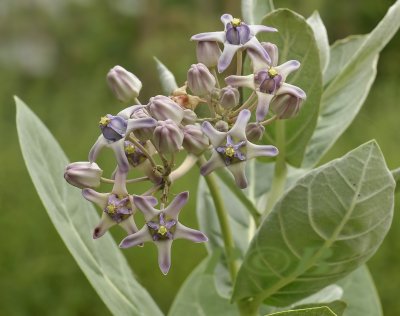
[64,13,306,274]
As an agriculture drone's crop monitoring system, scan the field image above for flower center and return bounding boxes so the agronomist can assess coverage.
[231,18,242,27]
[125,143,136,154]
[268,67,278,78]
[158,225,168,236]
[106,204,117,214]
[225,145,235,157]
[99,116,111,126]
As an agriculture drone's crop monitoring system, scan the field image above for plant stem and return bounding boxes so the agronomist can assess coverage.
[236,50,243,76]
[211,67,221,89]
[127,135,157,169]
[264,120,287,217]
[101,176,149,184]
[198,157,238,282]
[237,298,262,316]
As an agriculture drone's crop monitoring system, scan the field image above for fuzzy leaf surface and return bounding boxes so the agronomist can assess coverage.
[241,0,274,25]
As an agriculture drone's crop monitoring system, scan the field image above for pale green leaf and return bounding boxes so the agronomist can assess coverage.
[303,0,400,168]
[241,0,274,25]
[392,168,400,192]
[233,141,395,306]
[294,301,346,316]
[337,265,383,316]
[307,11,330,74]
[168,255,239,316]
[153,56,178,95]
[266,306,337,316]
[16,97,163,316]
[259,9,322,167]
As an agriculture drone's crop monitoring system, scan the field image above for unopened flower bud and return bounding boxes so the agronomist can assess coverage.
[219,86,239,109]
[214,120,229,132]
[182,109,198,125]
[196,41,221,68]
[153,119,184,153]
[187,63,216,96]
[261,42,279,66]
[148,95,184,124]
[64,162,102,189]
[182,124,209,155]
[130,107,155,141]
[107,65,142,102]
[99,114,127,141]
[245,123,265,142]
[270,93,304,119]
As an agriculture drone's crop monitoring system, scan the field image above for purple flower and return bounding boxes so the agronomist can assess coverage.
[82,170,140,239]
[107,65,142,103]
[191,14,277,73]
[225,46,305,121]
[64,161,102,189]
[201,109,278,188]
[120,192,208,275]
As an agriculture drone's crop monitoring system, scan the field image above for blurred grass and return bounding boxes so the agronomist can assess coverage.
[0,0,399,315]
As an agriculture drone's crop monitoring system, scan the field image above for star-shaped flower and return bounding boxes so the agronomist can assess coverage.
[201,109,278,188]
[191,14,277,73]
[225,46,305,121]
[119,192,208,275]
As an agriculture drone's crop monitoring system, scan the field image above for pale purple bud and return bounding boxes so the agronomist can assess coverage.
[64,162,102,189]
[219,85,240,109]
[107,65,142,102]
[99,114,127,142]
[148,95,184,124]
[270,93,304,119]
[245,123,265,142]
[196,41,221,68]
[215,120,229,132]
[182,109,198,125]
[130,107,154,141]
[261,42,279,66]
[187,63,216,96]
[182,124,210,155]
[153,119,184,153]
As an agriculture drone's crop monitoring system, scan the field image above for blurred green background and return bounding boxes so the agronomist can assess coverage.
[1,0,399,315]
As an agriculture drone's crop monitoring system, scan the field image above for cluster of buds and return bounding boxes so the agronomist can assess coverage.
[64,13,306,274]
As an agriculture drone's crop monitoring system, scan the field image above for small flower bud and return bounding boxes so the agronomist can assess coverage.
[64,162,103,189]
[261,42,278,66]
[130,107,155,141]
[148,95,184,124]
[153,119,184,153]
[107,65,142,102]
[187,63,216,96]
[182,124,209,155]
[270,93,304,119]
[214,120,229,132]
[245,123,265,142]
[196,41,221,68]
[219,86,240,109]
[181,109,198,125]
[99,114,127,141]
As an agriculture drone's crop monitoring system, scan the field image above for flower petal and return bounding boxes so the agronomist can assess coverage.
[120,216,140,235]
[229,109,251,140]
[200,151,226,176]
[174,223,208,242]
[111,167,128,195]
[247,48,270,73]
[109,139,130,173]
[248,25,278,36]
[191,31,225,43]
[117,105,144,119]
[218,44,240,73]
[255,91,274,122]
[201,121,226,147]
[156,240,173,275]
[133,195,159,221]
[275,60,301,81]
[244,37,271,65]
[164,191,189,219]
[126,117,157,134]
[246,142,279,159]
[277,82,306,99]
[220,13,233,27]
[93,213,115,239]
[225,74,255,89]
[227,162,248,189]
[82,188,108,208]
[88,135,108,163]
[119,226,152,248]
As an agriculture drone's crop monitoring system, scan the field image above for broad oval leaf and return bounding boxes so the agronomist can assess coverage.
[232,141,394,306]
[16,97,163,316]
[153,56,178,95]
[168,255,239,316]
[259,9,322,167]
[241,0,274,25]
[307,11,330,74]
[266,306,337,316]
[303,0,400,168]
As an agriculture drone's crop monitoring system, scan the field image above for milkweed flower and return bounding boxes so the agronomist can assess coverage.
[191,14,277,73]
[120,192,208,275]
[201,109,278,188]
[64,161,103,189]
[107,65,142,103]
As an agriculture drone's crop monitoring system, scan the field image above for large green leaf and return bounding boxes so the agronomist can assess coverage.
[16,97,163,316]
[266,306,337,316]
[168,255,239,316]
[337,265,383,316]
[307,11,330,74]
[153,57,178,95]
[259,9,322,167]
[241,0,274,25]
[303,0,400,168]
[232,141,395,306]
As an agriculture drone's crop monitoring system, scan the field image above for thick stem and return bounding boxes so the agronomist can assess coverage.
[198,157,238,282]
[211,67,221,89]
[237,298,262,316]
[263,120,287,217]
[236,50,243,76]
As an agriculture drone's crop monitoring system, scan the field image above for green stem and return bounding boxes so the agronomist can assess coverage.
[237,298,262,316]
[211,67,221,89]
[236,50,243,76]
[198,157,238,281]
[264,120,287,217]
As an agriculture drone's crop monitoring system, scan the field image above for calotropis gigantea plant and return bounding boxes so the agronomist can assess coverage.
[16,1,400,316]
